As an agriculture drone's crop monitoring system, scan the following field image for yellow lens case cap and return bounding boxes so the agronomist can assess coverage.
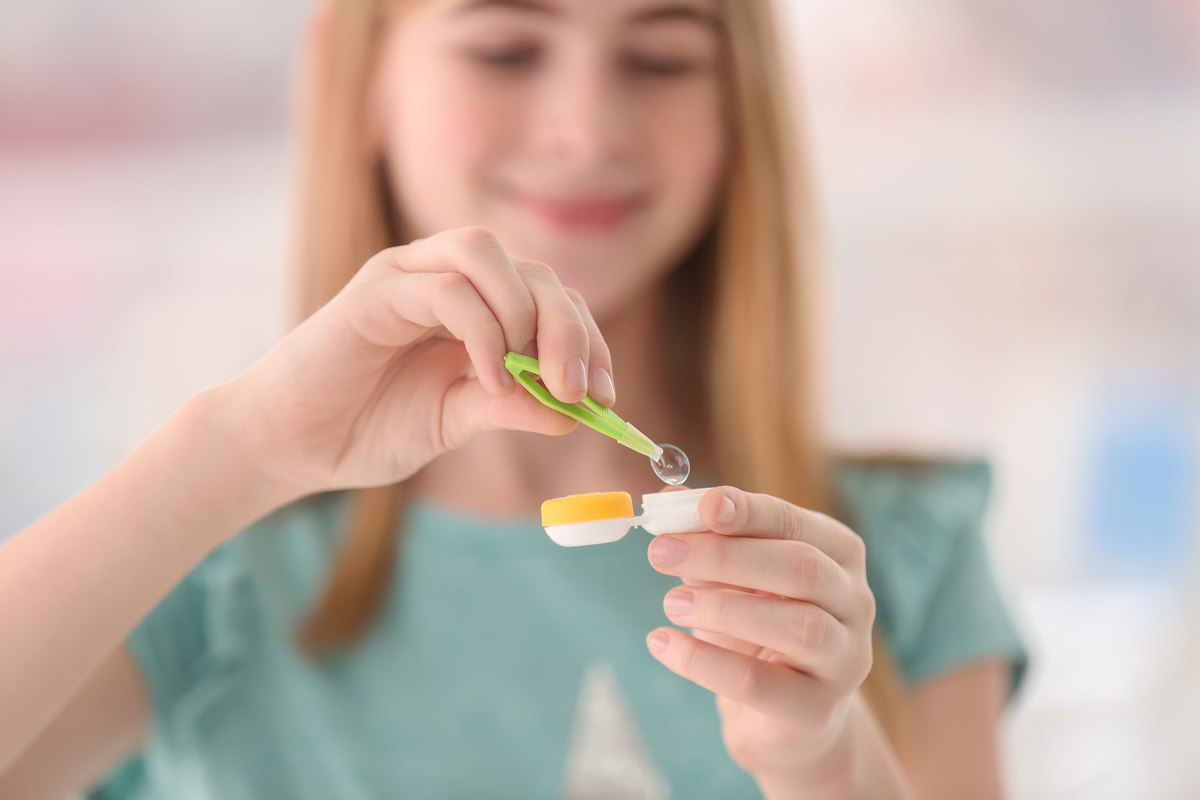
[541,491,634,527]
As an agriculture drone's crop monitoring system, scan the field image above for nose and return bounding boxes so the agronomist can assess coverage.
[529,45,632,169]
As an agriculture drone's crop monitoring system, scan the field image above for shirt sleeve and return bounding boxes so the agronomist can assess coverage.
[86,551,225,800]
[123,550,223,737]
[87,494,348,799]
[836,459,1028,696]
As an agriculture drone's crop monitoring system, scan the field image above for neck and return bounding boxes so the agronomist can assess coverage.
[412,282,686,517]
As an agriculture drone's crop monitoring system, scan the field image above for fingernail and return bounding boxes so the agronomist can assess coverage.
[590,368,616,407]
[648,631,670,654]
[566,356,587,393]
[522,340,538,358]
[649,536,688,567]
[664,589,694,618]
[500,367,515,389]
[716,495,736,525]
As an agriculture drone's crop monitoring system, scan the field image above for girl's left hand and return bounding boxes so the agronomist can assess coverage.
[645,486,876,781]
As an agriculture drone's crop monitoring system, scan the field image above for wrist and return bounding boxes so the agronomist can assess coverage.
[751,693,914,800]
[750,699,860,800]
[170,384,309,543]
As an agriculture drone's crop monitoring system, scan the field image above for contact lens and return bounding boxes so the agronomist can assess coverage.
[651,444,690,485]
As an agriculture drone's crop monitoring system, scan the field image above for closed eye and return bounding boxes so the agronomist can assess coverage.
[624,51,701,77]
[467,42,541,70]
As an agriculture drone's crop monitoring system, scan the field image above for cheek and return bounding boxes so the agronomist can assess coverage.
[382,62,506,238]
[651,92,726,225]
[553,92,726,319]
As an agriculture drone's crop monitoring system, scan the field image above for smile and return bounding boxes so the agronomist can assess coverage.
[509,189,647,234]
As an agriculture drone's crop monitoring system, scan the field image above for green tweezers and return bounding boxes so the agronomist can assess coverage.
[503,352,661,458]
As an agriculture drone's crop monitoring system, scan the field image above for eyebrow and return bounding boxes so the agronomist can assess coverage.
[453,0,720,29]
[630,3,719,28]
[452,0,555,17]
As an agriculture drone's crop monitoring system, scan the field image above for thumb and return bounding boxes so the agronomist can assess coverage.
[439,371,579,451]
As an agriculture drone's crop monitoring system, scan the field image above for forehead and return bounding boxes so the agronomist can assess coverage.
[434,0,721,29]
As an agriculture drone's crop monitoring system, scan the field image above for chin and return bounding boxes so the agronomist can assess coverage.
[529,245,663,315]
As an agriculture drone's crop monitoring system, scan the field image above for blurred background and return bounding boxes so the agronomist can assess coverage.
[1,0,1198,797]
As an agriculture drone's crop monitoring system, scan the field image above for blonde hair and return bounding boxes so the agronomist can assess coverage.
[289,0,910,746]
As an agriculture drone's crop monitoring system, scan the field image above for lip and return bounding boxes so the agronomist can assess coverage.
[509,189,646,234]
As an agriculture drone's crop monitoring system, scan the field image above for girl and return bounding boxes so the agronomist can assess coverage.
[0,0,1026,797]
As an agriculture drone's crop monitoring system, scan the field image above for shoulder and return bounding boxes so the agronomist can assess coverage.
[168,491,351,618]
[94,492,353,799]
[832,457,1026,691]
[833,457,992,542]
[832,457,992,605]
[127,492,352,724]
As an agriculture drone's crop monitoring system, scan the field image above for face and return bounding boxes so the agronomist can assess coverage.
[372,0,727,321]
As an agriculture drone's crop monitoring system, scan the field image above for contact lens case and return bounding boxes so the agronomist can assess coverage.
[540,488,711,547]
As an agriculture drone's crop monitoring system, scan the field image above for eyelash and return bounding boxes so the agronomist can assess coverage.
[469,46,700,78]
[623,52,698,77]
[473,45,539,69]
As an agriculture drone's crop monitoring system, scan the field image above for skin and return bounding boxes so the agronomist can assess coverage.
[0,0,1012,797]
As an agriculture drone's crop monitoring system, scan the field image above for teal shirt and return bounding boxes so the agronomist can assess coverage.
[91,461,1025,799]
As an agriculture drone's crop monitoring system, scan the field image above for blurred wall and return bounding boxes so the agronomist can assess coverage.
[784,2,1200,797]
[2,1,1199,797]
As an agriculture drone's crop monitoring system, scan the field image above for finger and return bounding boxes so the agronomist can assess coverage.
[672,577,763,657]
[648,534,859,620]
[390,228,539,359]
[440,364,581,448]
[382,271,510,396]
[663,587,852,680]
[697,487,866,567]
[516,260,591,404]
[564,287,616,408]
[689,627,762,658]
[646,627,833,721]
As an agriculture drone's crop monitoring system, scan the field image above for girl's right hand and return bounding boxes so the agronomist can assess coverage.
[225,227,613,499]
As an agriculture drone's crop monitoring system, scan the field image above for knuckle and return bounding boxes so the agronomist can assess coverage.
[734,659,768,703]
[453,225,503,253]
[708,590,735,630]
[511,302,538,335]
[373,245,404,267]
[520,258,553,275]
[563,286,587,306]
[792,545,826,593]
[707,534,730,575]
[676,635,700,675]
[786,508,810,542]
[849,537,867,567]
[841,526,868,566]
[502,293,538,330]
[360,247,404,281]
[788,605,829,652]
[841,642,873,692]
[560,316,590,345]
[771,501,803,540]
[518,259,559,285]
[854,642,874,686]
[588,339,611,364]
[433,272,472,300]
[860,586,877,626]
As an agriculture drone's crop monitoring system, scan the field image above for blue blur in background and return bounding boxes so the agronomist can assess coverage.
[1088,394,1196,577]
